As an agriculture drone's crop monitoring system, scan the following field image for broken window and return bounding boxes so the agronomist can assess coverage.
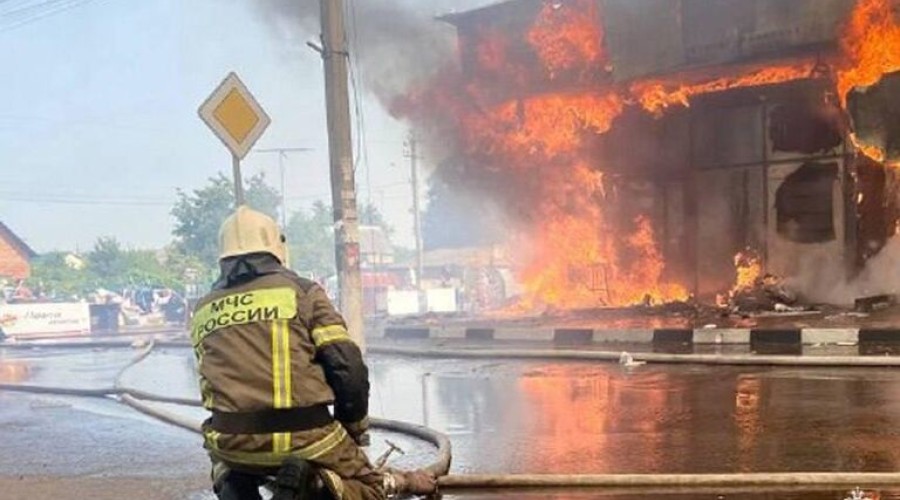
[769,102,843,155]
[774,162,837,243]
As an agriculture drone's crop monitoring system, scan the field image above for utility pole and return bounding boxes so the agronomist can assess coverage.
[314,0,365,350]
[254,147,313,228]
[405,132,425,292]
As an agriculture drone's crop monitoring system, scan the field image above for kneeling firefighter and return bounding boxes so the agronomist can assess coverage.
[191,206,436,499]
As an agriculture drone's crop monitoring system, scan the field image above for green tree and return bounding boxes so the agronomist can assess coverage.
[171,173,280,267]
[359,202,393,236]
[29,253,91,299]
[87,237,179,291]
[284,202,396,279]
[89,236,127,283]
[286,201,335,279]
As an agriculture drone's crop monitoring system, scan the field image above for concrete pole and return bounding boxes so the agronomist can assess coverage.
[319,0,365,350]
[409,133,425,292]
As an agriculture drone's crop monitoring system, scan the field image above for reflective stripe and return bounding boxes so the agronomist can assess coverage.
[196,343,214,409]
[271,319,292,453]
[205,429,222,451]
[311,324,351,348]
[209,423,349,468]
[200,378,214,409]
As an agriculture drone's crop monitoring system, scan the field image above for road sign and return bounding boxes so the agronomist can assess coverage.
[198,72,271,160]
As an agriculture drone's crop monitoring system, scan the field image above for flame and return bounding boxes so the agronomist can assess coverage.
[395,0,900,312]
[717,250,763,307]
[837,0,900,106]
[733,251,763,294]
[527,0,605,79]
[631,59,818,116]
[462,91,624,159]
[850,133,888,162]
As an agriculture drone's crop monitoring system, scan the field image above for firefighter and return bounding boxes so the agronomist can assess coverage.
[191,206,436,499]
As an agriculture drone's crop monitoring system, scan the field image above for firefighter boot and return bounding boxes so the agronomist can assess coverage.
[384,469,438,497]
[272,456,315,500]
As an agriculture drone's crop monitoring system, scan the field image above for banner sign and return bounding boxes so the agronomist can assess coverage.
[0,302,91,338]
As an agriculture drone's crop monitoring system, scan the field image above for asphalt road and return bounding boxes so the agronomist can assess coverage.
[2,342,900,499]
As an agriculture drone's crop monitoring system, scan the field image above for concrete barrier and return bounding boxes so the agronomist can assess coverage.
[368,323,893,353]
[553,329,593,345]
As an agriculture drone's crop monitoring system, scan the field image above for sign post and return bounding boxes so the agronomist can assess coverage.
[199,72,271,206]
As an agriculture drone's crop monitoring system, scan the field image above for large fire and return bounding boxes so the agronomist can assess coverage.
[395,0,900,311]
[526,0,605,79]
[837,0,900,107]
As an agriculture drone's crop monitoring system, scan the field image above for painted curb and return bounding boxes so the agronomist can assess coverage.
[371,326,882,347]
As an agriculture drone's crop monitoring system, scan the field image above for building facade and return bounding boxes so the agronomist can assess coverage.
[0,222,36,281]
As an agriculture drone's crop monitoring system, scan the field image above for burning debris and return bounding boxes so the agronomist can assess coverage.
[715,250,801,314]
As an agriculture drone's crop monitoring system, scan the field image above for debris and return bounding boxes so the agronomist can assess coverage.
[774,303,806,313]
[619,352,646,368]
[854,294,896,313]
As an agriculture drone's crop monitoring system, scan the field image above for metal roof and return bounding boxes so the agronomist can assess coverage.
[437,0,522,24]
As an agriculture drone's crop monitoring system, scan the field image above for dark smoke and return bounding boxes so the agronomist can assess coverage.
[252,0,489,101]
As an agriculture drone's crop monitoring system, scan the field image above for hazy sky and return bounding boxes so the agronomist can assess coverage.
[0,0,449,252]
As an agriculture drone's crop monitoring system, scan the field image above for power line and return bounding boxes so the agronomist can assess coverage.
[0,195,172,207]
[0,0,101,34]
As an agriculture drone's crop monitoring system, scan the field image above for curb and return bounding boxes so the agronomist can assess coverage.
[372,326,900,350]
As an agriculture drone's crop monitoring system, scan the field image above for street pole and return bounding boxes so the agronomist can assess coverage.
[232,154,245,206]
[318,0,365,350]
[408,133,425,292]
[253,147,313,229]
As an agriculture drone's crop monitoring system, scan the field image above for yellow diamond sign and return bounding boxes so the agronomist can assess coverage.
[199,72,271,160]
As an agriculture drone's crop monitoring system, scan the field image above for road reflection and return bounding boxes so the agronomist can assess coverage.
[0,359,30,383]
[371,358,900,477]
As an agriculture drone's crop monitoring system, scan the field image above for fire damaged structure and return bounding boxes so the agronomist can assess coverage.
[398,0,900,310]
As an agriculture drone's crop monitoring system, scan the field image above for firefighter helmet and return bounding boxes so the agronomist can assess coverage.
[218,206,286,264]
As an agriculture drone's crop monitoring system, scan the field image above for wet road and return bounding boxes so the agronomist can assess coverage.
[2,343,900,499]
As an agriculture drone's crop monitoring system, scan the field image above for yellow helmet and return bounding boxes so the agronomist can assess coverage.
[218,206,287,264]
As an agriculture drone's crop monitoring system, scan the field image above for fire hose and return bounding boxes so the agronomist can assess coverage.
[9,339,900,367]
[4,341,900,494]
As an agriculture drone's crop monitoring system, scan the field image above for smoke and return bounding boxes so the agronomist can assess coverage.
[791,235,900,305]
[252,0,488,102]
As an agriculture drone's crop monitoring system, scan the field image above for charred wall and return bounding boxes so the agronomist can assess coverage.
[603,0,856,81]
[594,80,858,300]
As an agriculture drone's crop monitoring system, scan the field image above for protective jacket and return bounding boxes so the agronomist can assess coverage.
[191,253,370,469]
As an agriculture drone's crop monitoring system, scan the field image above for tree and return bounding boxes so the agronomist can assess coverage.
[88,237,179,291]
[89,236,127,283]
[359,202,393,236]
[286,201,335,279]
[284,201,396,279]
[29,253,91,299]
[171,173,280,267]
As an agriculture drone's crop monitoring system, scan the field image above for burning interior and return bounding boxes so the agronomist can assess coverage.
[394,0,900,312]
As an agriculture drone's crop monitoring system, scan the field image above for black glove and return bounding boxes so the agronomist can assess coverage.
[344,417,370,446]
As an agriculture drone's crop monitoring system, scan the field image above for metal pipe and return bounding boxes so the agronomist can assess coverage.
[438,472,900,489]
[369,345,900,367]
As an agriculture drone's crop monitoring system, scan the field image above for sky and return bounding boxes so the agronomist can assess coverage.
[0,0,445,252]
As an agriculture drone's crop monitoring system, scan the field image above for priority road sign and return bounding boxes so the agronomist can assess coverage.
[198,72,271,160]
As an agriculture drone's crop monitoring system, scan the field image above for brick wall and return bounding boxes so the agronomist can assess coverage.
[0,238,30,280]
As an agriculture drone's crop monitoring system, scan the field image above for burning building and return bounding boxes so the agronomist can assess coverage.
[395,0,900,311]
